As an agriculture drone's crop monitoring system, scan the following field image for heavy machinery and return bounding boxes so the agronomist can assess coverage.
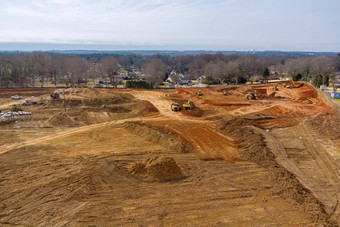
[284,79,303,88]
[183,100,193,110]
[197,90,203,96]
[10,104,23,112]
[40,93,59,104]
[22,99,30,106]
[171,103,180,111]
[271,85,278,91]
[40,94,51,104]
[51,93,60,99]
[245,92,257,100]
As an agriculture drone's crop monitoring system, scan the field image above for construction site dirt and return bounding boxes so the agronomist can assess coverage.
[0,83,339,226]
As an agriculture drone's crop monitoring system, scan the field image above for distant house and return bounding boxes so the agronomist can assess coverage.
[198,75,206,83]
[320,85,328,91]
[181,80,192,85]
[335,71,340,82]
[98,78,110,84]
[331,92,340,99]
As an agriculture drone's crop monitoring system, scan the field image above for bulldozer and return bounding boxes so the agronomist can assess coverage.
[197,90,203,96]
[271,85,278,91]
[10,104,23,112]
[171,103,180,111]
[245,92,257,100]
[183,100,193,110]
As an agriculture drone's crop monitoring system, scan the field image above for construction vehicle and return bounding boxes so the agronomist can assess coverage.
[22,99,30,106]
[40,94,51,104]
[51,93,60,99]
[245,92,257,100]
[40,93,59,104]
[183,100,193,110]
[284,79,303,88]
[171,103,180,111]
[271,85,278,91]
[10,104,23,112]
[197,90,203,96]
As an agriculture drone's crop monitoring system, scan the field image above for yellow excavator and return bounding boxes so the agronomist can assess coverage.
[40,93,60,104]
[284,79,303,88]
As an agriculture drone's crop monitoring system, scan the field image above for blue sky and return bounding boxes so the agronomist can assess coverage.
[0,0,339,51]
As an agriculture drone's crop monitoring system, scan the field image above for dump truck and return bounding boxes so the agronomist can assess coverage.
[183,100,193,110]
[171,103,180,111]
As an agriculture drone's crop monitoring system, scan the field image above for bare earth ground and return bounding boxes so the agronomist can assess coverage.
[0,83,339,226]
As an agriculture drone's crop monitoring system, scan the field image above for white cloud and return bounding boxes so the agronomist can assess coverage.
[0,0,339,51]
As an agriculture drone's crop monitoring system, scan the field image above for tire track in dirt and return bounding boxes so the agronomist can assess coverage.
[166,122,240,162]
[0,118,138,155]
[297,121,340,219]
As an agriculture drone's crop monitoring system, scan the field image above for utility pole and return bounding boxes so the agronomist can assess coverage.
[63,89,66,113]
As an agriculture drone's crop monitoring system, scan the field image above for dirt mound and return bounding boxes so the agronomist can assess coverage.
[129,155,184,181]
[65,88,81,94]
[82,87,101,97]
[308,113,340,140]
[53,89,65,94]
[234,85,254,94]
[138,100,159,116]
[45,112,74,126]
[122,121,193,153]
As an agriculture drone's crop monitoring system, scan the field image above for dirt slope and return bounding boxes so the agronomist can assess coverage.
[0,84,339,226]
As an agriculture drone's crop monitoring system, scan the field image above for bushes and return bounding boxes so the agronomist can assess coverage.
[125,80,153,89]
[312,75,323,87]
[322,74,329,86]
[237,76,247,84]
[292,73,302,81]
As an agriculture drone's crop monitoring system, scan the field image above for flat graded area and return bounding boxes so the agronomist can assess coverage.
[0,84,339,226]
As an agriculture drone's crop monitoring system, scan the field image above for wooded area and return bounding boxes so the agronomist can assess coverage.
[0,52,339,88]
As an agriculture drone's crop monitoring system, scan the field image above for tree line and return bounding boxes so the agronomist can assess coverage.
[0,51,339,88]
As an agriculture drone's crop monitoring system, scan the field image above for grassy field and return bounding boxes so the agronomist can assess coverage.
[332,98,340,106]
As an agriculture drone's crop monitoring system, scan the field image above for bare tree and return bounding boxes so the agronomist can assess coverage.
[224,61,239,83]
[30,52,52,87]
[101,56,119,87]
[117,56,130,70]
[65,57,90,87]
[144,59,167,86]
